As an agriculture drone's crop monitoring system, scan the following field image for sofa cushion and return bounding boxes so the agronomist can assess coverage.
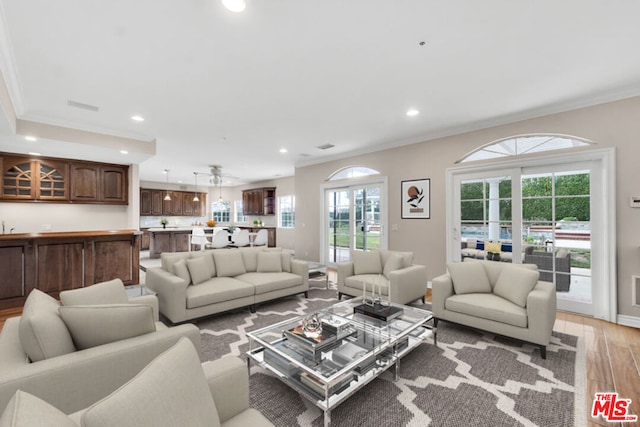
[186,278,255,309]
[446,262,492,295]
[190,252,216,277]
[344,274,390,295]
[237,272,302,294]
[187,257,212,285]
[214,251,247,277]
[378,249,413,268]
[352,251,382,275]
[281,251,292,273]
[0,390,76,427]
[257,252,283,273]
[382,253,404,279]
[173,259,192,284]
[445,293,528,328]
[59,304,156,350]
[493,264,540,308]
[240,247,262,272]
[161,252,192,274]
[60,279,128,306]
[81,338,221,427]
[18,289,76,362]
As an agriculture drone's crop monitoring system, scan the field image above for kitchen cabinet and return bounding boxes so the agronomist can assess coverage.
[0,230,141,309]
[1,155,69,201]
[140,189,164,216]
[0,152,128,205]
[140,189,206,216]
[70,163,128,204]
[242,187,276,215]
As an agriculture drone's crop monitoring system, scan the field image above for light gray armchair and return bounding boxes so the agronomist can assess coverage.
[432,259,556,358]
[337,249,428,305]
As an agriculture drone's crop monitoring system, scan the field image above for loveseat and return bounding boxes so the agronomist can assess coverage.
[432,259,556,358]
[145,247,309,323]
[0,281,201,415]
[0,338,273,427]
[337,249,427,305]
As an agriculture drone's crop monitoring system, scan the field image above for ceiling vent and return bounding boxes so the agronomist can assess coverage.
[316,144,335,150]
[67,100,99,112]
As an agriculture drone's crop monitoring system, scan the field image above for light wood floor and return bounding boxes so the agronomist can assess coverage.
[1,295,637,426]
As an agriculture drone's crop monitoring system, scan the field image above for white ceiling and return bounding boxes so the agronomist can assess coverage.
[1,0,640,187]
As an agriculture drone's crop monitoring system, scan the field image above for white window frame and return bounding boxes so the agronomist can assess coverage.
[211,201,231,224]
[278,195,295,228]
[234,200,246,223]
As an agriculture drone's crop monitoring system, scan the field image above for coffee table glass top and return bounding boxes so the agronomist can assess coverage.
[247,297,432,422]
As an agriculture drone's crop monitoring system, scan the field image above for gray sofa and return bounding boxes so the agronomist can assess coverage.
[0,282,201,415]
[432,259,556,359]
[145,247,309,323]
[337,249,427,305]
[0,338,273,426]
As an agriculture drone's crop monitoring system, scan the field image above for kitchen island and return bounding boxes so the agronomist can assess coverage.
[0,230,141,309]
[147,227,217,259]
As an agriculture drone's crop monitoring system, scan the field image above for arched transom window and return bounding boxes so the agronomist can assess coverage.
[327,166,380,181]
[457,134,593,163]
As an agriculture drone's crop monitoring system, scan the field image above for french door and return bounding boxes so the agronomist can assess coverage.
[447,149,616,321]
[322,179,387,267]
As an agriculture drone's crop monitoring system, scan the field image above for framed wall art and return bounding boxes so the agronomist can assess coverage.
[401,178,430,219]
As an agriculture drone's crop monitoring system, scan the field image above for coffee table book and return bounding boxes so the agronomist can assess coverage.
[283,325,338,354]
[353,303,403,322]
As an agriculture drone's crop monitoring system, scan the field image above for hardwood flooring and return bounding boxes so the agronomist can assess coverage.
[1,289,637,425]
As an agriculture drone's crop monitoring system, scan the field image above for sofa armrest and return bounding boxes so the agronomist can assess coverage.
[388,265,428,304]
[291,259,309,289]
[0,323,201,415]
[526,280,556,346]
[144,267,189,324]
[129,294,159,321]
[431,273,454,318]
[202,355,249,423]
[336,262,354,287]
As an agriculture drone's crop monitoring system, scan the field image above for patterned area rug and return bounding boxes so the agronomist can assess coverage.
[196,282,586,427]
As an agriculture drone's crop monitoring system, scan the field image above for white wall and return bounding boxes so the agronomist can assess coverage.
[294,96,640,319]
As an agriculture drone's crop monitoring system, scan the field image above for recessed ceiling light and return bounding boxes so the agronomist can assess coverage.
[406,109,420,116]
[120,150,128,154]
[222,0,246,12]
[28,152,41,156]
[279,148,288,153]
[131,115,144,122]
[25,136,37,141]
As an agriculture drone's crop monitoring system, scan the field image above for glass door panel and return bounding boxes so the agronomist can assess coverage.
[325,183,384,266]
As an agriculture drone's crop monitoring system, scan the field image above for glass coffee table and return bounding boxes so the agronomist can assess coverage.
[247,297,433,427]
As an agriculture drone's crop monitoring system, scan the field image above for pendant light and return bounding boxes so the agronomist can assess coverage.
[163,169,171,201]
[193,172,200,202]
[218,181,223,203]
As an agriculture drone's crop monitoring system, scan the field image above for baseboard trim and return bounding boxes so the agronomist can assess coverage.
[617,314,640,328]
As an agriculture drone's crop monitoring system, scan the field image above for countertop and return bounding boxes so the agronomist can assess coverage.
[0,229,141,240]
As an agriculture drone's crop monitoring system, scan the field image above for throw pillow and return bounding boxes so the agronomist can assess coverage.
[352,251,382,275]
[191,253,216,277]
[173,259,192,284]
[0,390,76,427]
[213,250,247,277]
[240,247,262,272]
[18,289,76,362]
[257,252,283,273]
[186,257,212,285]
[446,262,492,295]
[59,279,128,306]
[81,338,221,427]
[493,264,540,308]
[59,304,156,350]
[484,240,502,253]
[382,253,404,279]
